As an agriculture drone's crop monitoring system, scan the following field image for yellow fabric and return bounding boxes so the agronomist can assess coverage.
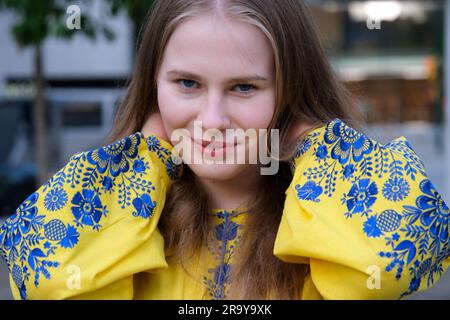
[1,118,449,300]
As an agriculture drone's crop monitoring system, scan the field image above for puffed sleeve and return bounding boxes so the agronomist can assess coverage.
[0,132,182,300]
[273,118,450,299]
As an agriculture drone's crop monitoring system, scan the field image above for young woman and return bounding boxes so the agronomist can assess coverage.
[1,0,449,300]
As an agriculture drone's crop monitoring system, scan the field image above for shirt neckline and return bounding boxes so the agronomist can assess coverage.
[209,206,250,218]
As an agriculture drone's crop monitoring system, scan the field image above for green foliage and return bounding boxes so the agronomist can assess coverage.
[105,0,154,35]
[0,0,116,46]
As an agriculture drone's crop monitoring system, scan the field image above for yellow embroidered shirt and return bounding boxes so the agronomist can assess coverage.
[1,118,449,299]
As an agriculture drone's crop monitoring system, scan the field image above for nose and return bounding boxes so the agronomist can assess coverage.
[198,95,231,131]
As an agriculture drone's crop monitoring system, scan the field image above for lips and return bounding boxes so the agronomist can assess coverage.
[195,139,237,149]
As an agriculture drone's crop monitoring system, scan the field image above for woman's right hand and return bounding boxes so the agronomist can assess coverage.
[141,112,171,143]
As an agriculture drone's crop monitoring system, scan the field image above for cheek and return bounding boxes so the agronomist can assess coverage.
[233,92,275,130]
[157,82,194,132]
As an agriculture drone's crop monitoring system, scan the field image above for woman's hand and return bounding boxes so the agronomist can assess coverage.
[141,112,171,143]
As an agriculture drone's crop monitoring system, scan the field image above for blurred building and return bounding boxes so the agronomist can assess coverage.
[0,1,133,214]
[308,0,444,124]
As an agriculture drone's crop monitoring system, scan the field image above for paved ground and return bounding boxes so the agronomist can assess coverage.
[0,123,449,300]
[0,256,11,300]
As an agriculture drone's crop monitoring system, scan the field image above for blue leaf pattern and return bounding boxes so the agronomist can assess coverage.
[0,133,180,299]
[294,118,450,298]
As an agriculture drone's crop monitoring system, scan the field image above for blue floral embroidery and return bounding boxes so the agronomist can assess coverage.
[165,155,183,180]
[214,263,230,290]
[145,135,182,180]
[44,188,68,212]
[342,164,356,179]
[0,193,44,251]
[315,144,328,160]
[0,132,180,299]
[384,138,426,180]
[44,219,80,249]
[132,194,156,219]
[87,134,140,177]
[203,209,246,300]
[382,177,410,202]
[146,136,169,161]
[215,220,239,241]
[343,178,378,218]
[101,176,114,192]
[294,131,320,159]
[295,181,323,202]
[71,189,106,229]
[132,156,149,174]
[294,118,450,298]
[0,192,60,299]
[324,119,373,164]
[379,179,449,297]
[363,210,402,238]
[295,136,312,158]
[146,135,161,152]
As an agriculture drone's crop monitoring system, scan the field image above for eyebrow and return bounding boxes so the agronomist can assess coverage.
[166,69,269,83]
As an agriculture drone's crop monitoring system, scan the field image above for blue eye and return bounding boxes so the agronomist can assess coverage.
[178,79,198,89]
[234,84,255,94]
[176,79,256,95]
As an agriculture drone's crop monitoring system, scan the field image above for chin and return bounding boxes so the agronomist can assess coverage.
[187,162,250,182]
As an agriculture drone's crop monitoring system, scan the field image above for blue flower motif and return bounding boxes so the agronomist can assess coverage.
[315,144,328,159]
[343,164,356,179]
[345,178,378,216]
[71,189,104,226]
[87,134,140,177]
[324,119,373,165]
[416,180,449,246]
[44,188,68,211]
[132,158,146,173]
[59,225,80,249]
[295,180,323,202]
[101,176,114,191]
[363,216,383,238]
[0,193,42,250]
[132,194,156,219]
[383,177,410,202]
[215,221,238,241]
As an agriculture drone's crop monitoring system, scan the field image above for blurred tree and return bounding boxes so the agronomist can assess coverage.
[0,0,115,185]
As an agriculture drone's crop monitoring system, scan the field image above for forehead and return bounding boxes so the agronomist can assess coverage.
[159,13,274,78]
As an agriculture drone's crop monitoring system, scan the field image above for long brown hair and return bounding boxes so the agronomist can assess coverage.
[108,0,356,299]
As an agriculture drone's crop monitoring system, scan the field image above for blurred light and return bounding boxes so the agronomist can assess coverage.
[349,1,402,22]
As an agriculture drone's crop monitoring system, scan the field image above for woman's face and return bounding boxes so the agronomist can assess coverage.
[156,13,276,181]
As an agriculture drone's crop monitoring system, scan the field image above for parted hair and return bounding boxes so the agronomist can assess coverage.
[108,0,355,299]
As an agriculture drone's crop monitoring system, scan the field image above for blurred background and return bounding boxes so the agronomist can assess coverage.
[0,0,449,299]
